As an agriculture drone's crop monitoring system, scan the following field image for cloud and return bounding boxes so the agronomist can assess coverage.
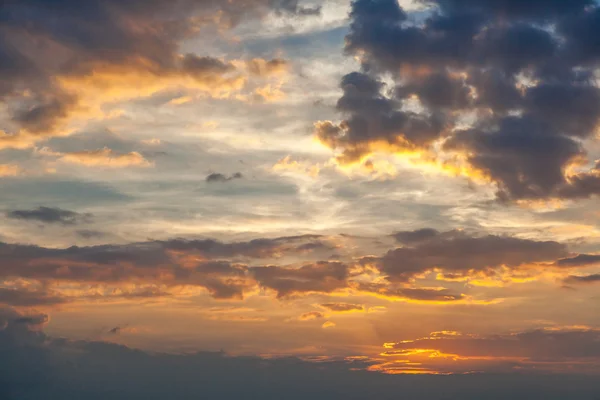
[4,311,600,399]
[0,164,21,177]
[0,0,308,146]
[315,71,446,165]
[427,0,593,19]
[107,326,122,335]
[555,254,600,268]
[272,156,320,178]
[163,234,322,259]
[355,282,468,303]
[392,228,440,244]
[0,288,66,307]
[564,274,600,284]
[206,172,244,183]
[322,321,336,328]
[252,261,349,298]
[0,230,584,305]
[6,206,92,225]
[40,147,152,168]
[370,229,568,282]
[76,230,107,239]
[0,234,340,302]
[247,58,290,77]
[297,311,325,321]
[316,0,600,202]
[381,327,600,374]
[318,303,364,313]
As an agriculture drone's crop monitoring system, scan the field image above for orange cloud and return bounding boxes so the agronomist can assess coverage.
[297,311,325,321]
[40,147,152,168]
[0,164,21,177]
[322,321,336,329]
[272,155,320,178]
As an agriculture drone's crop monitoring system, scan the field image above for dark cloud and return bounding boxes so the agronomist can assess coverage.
[271,0,321,16]
[372,229,567,282]
[205,172,244,183]
[296,311,325,320]
[426,0,592,19]
[76,230,107,239]
[316,72,446,164]
[388,328,600,360]
[0,234,337,301]
[6,206,92,225]
[107,326,121,335]
[294,241,333,253]
[180,55,236,79]
[0,231,584,302]
[356,282,466,302]
[3,309,600,399]
[555,254,600,268]
[392,228,440,244]
[318,0,600,201]
[0,0,314,138]
[247,58,289,76]
[252,261,349,298]
[0,288,65,307]
[163,234,322,258]
[319,303,364,312]
[564,274,600,284]
[443,117,585,201]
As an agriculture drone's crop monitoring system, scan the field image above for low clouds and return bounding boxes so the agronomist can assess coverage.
[252,261,349,298]
[564,274,600,284]
[2,310,600,399]
[319,303,364,312]
[0,229,586,307]
[555,254,600,268]
[206,172,244,183]
[0,288,66,307]
[6,206,92,225]
[381,327,600,374]
[316,0,600,202]
[374,229,568,282]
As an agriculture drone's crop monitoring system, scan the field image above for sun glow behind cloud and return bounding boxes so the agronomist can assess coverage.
[2,0,600,397]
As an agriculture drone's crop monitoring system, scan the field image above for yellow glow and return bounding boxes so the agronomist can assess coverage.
[0,164,21,177]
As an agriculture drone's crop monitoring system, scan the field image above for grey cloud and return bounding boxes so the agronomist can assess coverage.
[374,229,567,282]
[564,274,600,284]
[444,117,585,201]
[319,0,600,201]
[392,228,440,244]
[205,172,244,183]
[357,282,466,302]
[0,288,66,307]
[0,0,314,136]
[555,254,600,268]
[316,72,446,163]
[319,303,363,312]
[6,206,92,225]
[107,326,121,335]
[0,234,333,301]
[426,0,592,19]
[388,328,600,360]
[3,309,600,399]
[252,261,349,298]
[76,230,107,239]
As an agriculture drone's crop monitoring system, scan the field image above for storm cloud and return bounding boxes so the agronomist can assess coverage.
[317,0,600,201]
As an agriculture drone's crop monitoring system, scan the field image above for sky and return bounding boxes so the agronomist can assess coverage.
[2,0,600,398]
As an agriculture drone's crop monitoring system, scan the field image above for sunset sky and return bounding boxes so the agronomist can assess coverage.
[3,0,600,398]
